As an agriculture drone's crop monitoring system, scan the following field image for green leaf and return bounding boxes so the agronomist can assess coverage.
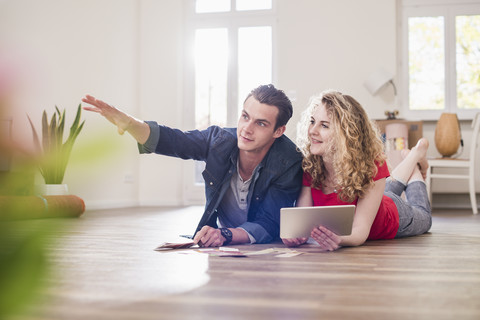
[68,105,83,142]
[57,109,65,152]
[26,115,41,154]
[41,111,49,152]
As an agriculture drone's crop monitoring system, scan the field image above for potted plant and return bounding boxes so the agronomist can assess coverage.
[28,104,85,195]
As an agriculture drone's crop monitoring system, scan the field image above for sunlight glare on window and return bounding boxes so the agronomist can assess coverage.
[194,29,228,129]
[408,16,445,110]
[456,15,480,110]
[238,26,272,113]
[236,0,272,11]
[196,0,230,13]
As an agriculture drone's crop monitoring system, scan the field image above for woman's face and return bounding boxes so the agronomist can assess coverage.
[308,103,333,156]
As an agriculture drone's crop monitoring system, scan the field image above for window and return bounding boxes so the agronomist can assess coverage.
[194,28,228,129]
[402,0,480,120]
[195,0,272,12]
[184,0,275,203]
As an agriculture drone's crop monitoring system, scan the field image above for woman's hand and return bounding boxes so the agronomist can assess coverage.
[282,237,308,247]
[311,225,341,251]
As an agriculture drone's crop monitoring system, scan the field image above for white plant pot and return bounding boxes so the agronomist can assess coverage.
[37,184,69,196]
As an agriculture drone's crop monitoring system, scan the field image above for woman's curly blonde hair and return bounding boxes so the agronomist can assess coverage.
[297,90,386,202]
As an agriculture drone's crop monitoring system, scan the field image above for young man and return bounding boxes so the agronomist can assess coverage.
[82,84,303,247]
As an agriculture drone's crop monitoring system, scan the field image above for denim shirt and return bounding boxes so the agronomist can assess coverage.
[138,121,303,243]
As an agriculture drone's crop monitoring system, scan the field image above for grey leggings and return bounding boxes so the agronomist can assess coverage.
[384,178,432,238]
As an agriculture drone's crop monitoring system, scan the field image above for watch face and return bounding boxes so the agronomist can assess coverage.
[221,228,232,243]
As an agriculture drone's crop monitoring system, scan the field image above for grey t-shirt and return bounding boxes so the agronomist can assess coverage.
[217,161,258,243]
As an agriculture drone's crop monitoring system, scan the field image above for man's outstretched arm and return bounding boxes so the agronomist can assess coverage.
[82,94,150,145]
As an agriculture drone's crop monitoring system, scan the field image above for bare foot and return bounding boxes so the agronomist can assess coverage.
[413,138,429,179]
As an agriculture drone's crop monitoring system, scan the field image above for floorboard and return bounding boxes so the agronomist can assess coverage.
[8,206,480,320]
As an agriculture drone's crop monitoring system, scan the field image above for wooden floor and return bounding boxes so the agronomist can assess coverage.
[10,206,480,320]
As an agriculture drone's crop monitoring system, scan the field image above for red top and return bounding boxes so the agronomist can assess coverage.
[303,161,399,240]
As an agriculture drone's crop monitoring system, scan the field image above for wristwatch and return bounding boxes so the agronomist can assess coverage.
[219,228,233,245]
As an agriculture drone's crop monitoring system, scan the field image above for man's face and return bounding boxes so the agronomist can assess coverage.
[237,96,285,153]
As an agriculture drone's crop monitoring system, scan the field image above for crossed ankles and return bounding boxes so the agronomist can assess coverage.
[399,138,429,180]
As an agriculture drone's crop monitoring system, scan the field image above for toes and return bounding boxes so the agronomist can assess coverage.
[415,138,430,152]
[416,138,429,178]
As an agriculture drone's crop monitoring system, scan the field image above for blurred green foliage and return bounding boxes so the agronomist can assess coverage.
[0,157,52,317]
[0,220,53,318]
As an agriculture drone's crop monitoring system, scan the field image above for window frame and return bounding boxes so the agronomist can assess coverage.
[401,0,480,121]
[182,0,277,204]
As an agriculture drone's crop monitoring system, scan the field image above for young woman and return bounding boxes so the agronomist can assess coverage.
[282,90,432,251]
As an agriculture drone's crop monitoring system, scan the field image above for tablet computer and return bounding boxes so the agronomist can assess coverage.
[280,205,355,238]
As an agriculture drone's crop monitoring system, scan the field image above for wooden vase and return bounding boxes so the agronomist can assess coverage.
[434,113,461,157]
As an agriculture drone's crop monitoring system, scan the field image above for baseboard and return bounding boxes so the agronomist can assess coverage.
[431,193,479,210]
[84,200,140,211]
[84,198,188,210]
[139,199,183,207]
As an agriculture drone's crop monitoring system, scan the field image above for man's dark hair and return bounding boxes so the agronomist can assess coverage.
[244,84,293,130]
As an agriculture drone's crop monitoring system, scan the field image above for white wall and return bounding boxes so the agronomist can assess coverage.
[275,0,397,139]
[137,0,184,206]
[0,0,476,210]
